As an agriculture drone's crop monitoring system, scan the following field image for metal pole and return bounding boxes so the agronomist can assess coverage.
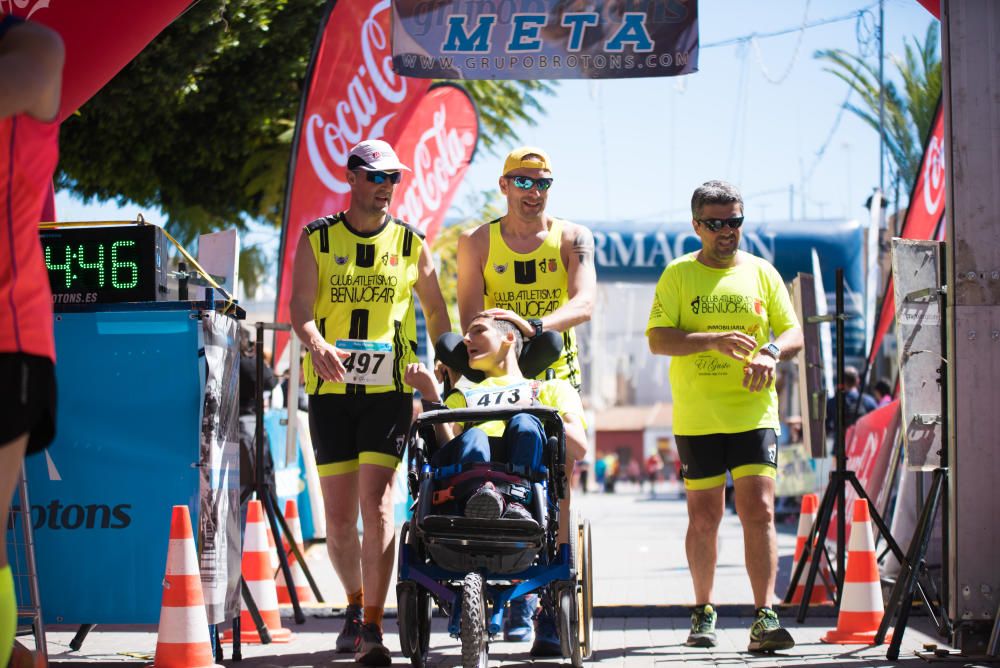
[878,0,886,195]
[835,268,846,584]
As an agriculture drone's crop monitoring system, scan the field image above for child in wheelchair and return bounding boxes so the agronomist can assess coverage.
[403,312,588,658]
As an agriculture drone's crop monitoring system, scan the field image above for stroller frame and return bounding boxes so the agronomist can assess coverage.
[396,405,593,668]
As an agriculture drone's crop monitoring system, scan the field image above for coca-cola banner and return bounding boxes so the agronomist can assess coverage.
[1,0,195,123]
[275,0,432,357]
[391,0,699,80]
[390,83,478,241]
[868,99,944,365]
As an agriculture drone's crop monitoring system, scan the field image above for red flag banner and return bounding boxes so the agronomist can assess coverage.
[915,0,940,19]
[274,0,433,360]
[390,83,478,241]
[868,99,945,365]
[2,0,196,123]
[827,400,901,543]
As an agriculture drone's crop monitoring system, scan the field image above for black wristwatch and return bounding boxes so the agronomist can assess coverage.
[527,318,544,339]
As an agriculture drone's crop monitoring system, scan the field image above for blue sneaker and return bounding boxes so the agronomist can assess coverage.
[529,608,561,657]
[503,593,537,642]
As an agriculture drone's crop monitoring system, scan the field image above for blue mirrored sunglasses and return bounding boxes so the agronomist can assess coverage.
[697,216,744,232]
[363,170,402,185]
[507,175,554,191]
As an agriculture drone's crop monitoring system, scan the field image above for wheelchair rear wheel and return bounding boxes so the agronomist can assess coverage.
[557,513,593,667]
[460,572,488,668]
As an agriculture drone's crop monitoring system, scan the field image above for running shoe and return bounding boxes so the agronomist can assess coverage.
[335,603,363,652]
[502,501,535,522]
[504,593,537,642]
[355,622,392,666]
[747,606,795,653]
[529,608,562,657]
[465,482,504,520]
[685,603,718,647]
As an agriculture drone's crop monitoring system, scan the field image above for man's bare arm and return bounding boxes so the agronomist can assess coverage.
[647,326,756,360]
[414,238,452,342]
[540,222,596,332]
[0,20,63,121]
[457,226,487,332]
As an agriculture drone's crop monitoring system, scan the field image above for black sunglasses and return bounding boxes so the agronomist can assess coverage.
[361,170,402,185]
[506,175,554,191]
[697,216,744,232]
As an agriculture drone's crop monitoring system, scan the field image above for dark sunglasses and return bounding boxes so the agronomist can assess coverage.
[506,175,554,191]
[697,216,744,232]
[362,170,402,185]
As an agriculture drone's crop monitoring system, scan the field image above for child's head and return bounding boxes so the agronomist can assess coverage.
[464,312,524,371]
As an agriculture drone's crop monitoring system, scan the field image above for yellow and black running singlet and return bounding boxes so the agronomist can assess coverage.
[304,213,422,395]
[482,217,581,387]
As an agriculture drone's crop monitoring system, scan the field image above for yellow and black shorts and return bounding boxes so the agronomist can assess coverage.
[307,392,411,476]
[674,428,778,490]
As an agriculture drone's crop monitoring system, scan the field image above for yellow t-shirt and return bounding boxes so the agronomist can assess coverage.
[444,374,587,437]
[482,218,581,387]
[303,213,422,395]
[645,252,799,436]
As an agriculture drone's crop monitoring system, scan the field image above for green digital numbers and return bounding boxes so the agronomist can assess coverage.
[76,244,105,287]
[110,240,139,288]
[45,244,72,288]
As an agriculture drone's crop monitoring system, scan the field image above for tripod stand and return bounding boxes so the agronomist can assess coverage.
[785,269,917,623]
[229,322,323,658]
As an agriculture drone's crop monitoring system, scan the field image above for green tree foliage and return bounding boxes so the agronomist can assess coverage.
[815,22,941,189]
[56,0,554,296]
[432,190,505,327]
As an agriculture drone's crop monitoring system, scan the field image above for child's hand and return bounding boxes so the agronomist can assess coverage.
[405,363,439,400]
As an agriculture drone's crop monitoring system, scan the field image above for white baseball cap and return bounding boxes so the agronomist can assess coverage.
[347,139,411,172]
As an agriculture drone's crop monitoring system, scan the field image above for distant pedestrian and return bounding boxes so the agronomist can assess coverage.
[873,377,893,407]
[826,365,878,432]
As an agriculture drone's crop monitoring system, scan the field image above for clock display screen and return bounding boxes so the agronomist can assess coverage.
[40,225,167,305]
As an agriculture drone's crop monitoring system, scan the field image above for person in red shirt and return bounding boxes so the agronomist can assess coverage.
[0,14,64,668]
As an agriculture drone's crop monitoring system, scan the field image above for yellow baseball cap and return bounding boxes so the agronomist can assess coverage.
[502,146,552,176]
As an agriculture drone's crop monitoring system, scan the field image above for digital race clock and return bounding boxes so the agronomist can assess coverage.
[40,224,169,306]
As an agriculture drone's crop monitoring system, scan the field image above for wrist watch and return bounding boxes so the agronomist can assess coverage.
[760,342,781,360]
[527,318,544,339]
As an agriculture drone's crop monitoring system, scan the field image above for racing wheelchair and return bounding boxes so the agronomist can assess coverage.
[396,335,593,668]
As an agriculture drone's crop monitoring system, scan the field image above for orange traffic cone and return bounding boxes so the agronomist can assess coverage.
[822,499,892,644]
[790,493,832,604]
[148,505,222,668]
[276,499,315,605]
[222,500,293,644]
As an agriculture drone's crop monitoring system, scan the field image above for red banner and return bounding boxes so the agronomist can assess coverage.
[2,0,195,123]
[390,84,478,241]
[915,0,940,19]
[868,99,945,365]
[827,400,901,542]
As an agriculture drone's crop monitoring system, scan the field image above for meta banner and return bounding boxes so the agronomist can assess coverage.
[391,83,479,241]
[391,0,699,80]
[868,97,944,365]
[1,0,196,122]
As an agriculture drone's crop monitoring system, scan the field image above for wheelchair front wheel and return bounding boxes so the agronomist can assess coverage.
[460,572,488,668]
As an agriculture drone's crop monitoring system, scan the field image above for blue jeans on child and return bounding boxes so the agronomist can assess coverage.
[430,413,545,474]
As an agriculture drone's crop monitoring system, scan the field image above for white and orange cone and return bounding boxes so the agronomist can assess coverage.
[276,499,315,605]
[790,493,833,605]
[222,500,293,644]
[822,499,892,644]
[148,505,222,668]
[265,520,279,572]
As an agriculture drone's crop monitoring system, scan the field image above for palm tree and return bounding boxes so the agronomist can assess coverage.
[815,22,941,189]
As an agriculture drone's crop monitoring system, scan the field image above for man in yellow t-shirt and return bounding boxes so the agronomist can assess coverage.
[646,180,803,654]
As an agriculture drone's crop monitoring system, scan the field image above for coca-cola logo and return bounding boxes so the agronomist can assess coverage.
[922,133,945,216]
[0,0,50,19]
[395,104,476,233]
[304,0,408,194]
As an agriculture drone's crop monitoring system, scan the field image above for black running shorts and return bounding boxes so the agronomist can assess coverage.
[0,353,56,454]
[308,392,412,476]
[674,428,778,490]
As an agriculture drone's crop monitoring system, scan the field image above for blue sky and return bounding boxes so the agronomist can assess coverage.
[57,0,937,294]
